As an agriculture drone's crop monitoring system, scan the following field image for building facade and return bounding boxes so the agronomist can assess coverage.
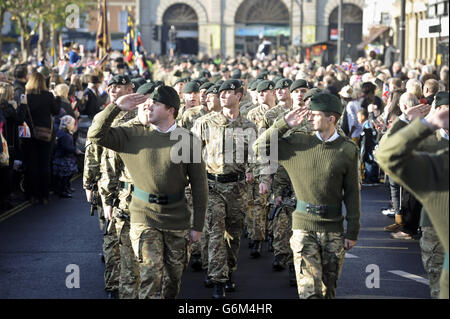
[138,0,366,58]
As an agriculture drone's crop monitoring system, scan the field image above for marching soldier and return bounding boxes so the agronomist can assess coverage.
[88,86,208,299]
[97,83,157,299]
[192,79,256,299]
[246,80,276,258]
[254,93,361,299]
[83,74,135,298]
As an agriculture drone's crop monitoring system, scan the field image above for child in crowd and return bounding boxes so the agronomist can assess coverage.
[357,108,380,184]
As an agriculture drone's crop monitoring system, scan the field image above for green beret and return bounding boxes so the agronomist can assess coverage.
[199,82,214,91]
[303,88,322,101]
[435,91,449,107]
[183,81,200,93]
[256,72,268,80]
[290,79,308,92]
[274,78,292,90]
[215,80,225,87]
[221,67,229,73]
[257,80,276,92]
[200,70,212,78]
[150,85,180,110]
[272,76,282,85]
[206,84,220,95]
[136,82,156,95]
[173,77,188,86]
[231,69,242,79]
[131,77,147,92]
[310,92,343,115]
[108,75,131,86]
[249,79,261,91]
[219,79,242,92]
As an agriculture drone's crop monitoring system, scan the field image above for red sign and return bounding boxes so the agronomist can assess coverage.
[330,28,338,40]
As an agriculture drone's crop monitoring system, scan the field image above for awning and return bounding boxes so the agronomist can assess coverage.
[357,26,390,50]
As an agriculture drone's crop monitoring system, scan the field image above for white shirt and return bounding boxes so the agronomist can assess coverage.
[151,122,177,133]
[315,129,340,142]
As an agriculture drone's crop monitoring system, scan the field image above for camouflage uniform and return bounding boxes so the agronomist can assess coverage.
[192,112,256,283]
[180,105,208,131]
[246,104,273,243]
[290,230,346,299]
[83,131,121,294]
[420,224,445,299]
[98,112,140,299]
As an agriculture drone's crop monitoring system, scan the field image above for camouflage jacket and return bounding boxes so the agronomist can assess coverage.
[246,103,271,130]
[191,111,256,175]
[180,105,208,131]
[263,103,292,129]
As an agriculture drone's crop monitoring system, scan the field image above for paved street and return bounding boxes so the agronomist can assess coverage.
[0,178,431,299]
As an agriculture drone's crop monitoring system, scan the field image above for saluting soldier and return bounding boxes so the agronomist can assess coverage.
[97,83,157,299]
[254,93,361,299]
[192,79,256,299]
[376,92,449,299]
[83,74,135,298]
[88,86,208,299]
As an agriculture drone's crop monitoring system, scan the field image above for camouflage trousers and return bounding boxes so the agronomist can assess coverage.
[113,208,140,299]
[129,223,190,299]
[248,181,268,241]
[273,206,294,266]
[205,180,246,283]
[244,183,253,239]
[103,216,121,292]
[420,226,444,299]
[290,230,346,299]
[186,186,202,257]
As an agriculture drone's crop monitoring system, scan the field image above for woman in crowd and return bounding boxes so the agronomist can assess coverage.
[22,72,59,204]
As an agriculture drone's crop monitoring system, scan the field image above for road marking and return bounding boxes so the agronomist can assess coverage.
[345,253,358,258]
[388,271,429,285]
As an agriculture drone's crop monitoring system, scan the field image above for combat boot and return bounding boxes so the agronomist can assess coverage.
[190,254,202,271]
[272,255,284,271]
[250,240,261,258]
[384,214,403,232]
[225,272,236,292]
[288,264,297,287]
[212,282,225,299]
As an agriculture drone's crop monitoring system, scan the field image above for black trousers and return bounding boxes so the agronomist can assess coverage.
[21,138,52,200]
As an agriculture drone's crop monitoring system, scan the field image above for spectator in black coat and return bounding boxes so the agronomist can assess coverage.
[21,72,60,204]
[80,74,106,119]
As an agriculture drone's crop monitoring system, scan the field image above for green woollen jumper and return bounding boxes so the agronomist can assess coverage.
[87,104,208,232]
[254,117,361,240]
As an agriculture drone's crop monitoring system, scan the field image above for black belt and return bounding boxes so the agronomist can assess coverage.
[296,200,342,217]
[207,172,245,183]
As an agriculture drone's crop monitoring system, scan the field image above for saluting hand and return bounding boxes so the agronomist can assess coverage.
[115,93,147,111]
[284,106,310,128]
[344,239,357,250]
[404,103,431,122]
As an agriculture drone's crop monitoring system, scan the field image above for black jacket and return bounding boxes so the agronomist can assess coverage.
[23,91,60,130]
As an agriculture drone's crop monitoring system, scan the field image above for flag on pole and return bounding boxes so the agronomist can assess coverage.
[123,12,135,65]
[96,0,110,60]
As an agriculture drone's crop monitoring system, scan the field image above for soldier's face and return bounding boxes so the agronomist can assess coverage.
[250,90,258,104]
[310,111,332,132]
[174,82,184,95]
[206,93,220,112]
[258,90,274,105]
[276,88,290,102]
[184,92,200,108]
[139,99,171,126]
[108,84,133,103]
[220,90,240,109]
[200,89,208,106]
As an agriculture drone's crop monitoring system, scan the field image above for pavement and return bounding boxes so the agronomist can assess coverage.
[0,178,432,299]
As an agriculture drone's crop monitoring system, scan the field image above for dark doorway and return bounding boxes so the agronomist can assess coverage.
[328,4,364,62]
[162,4,198,55]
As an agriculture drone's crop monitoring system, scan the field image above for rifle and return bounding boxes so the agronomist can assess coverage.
[90,184,99,216]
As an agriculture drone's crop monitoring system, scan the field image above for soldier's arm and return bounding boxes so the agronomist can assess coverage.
[253,116,290,158]
[273,166,291,198]
[87,104,129,152]
[83,137,102,190]
[98,149,121,207]
[375,118,448,198]
[342,143,361,241]
[187,134,208,232]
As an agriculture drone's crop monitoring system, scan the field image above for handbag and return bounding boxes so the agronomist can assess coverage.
[25,102,53,142]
